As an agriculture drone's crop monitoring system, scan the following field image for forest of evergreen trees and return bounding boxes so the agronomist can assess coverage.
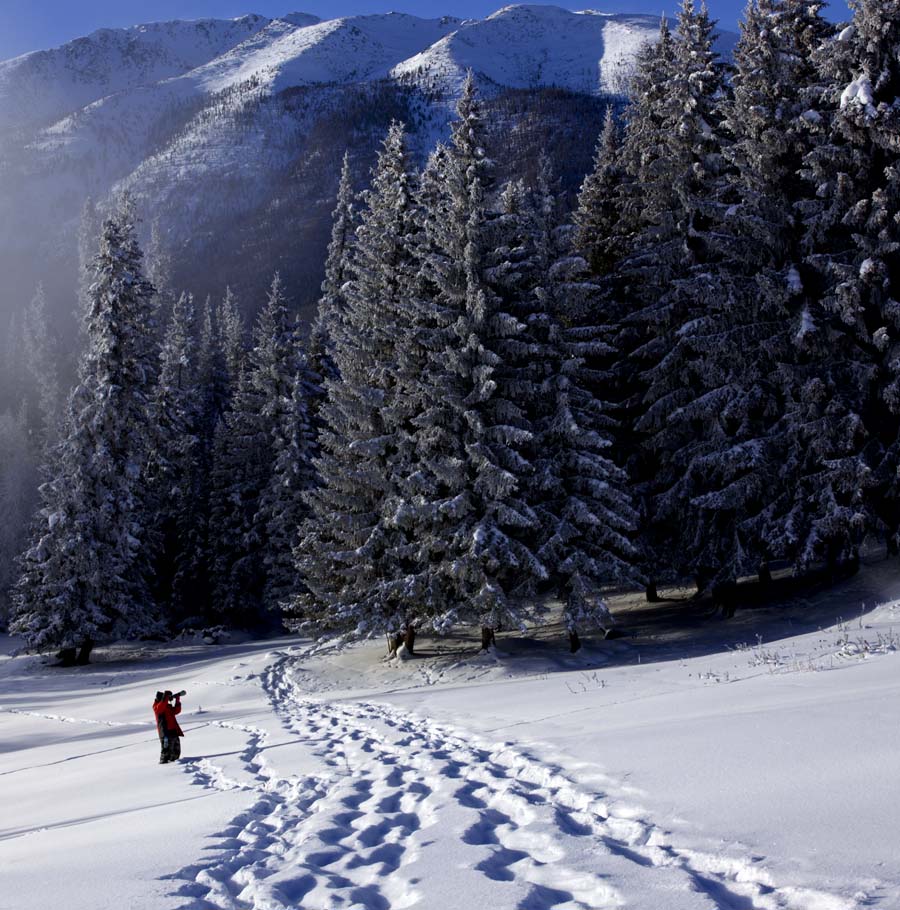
[3,0,899,661]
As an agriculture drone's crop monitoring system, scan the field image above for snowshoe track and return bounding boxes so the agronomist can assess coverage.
[171,653,855,910]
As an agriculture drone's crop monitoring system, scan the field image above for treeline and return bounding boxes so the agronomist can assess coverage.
[6,0,900,660]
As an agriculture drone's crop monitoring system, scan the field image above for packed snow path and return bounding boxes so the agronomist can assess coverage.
[173,651,851,910]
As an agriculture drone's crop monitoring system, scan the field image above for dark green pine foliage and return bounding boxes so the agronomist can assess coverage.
[148,292,207,621]
[209,274,298,623]
[615,1,731,589]
[529,164,639,647]
[12,200,160,654]
[671,0,834,585]
[295,122,420,639]
[795,0,900,562]
[308,152,355,388]
[258,341,320,613]
[401,75,547,641]
[574,107,626,279]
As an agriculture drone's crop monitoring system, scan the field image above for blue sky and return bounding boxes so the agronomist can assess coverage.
[0,0,853,62]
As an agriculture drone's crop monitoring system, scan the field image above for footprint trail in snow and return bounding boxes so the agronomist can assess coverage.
[171,652,855,910]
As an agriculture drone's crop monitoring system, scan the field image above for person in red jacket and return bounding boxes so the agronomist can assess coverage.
[153,690,184,764]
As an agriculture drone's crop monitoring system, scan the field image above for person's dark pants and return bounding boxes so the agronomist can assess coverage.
[159,731,182,763]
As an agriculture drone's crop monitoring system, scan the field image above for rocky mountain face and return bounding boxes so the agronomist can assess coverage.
[0,5,736,329]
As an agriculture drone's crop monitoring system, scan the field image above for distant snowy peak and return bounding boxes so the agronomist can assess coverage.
[393,5,735,95]
[0,16,271,131]
[189,13,461,95]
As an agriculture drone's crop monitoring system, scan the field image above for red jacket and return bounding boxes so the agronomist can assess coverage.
[153,698,184,737]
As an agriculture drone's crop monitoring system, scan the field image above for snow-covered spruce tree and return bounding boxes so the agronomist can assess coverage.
[308,153,355,388]
[793,0,900,564]
[615,1,731,594]
[666,0,834,590]
[258,354,319,612]
[11,199,160,663]
[218,286,246,388]
[209,274,298,625]
[400,75,547,648]
[0,408,37,626]
[574,107,626,279]
[295,122,422,648]
[22,283,62,448]
[530,163,639,650]
[148,292,206,620]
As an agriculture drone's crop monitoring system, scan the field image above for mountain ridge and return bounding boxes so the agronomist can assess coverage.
[0,5,737,332]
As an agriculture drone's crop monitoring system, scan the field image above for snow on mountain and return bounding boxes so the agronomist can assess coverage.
[187,12,460,95]
[0,5,737,325]
[0,16,272,134]
[392,5,735,95]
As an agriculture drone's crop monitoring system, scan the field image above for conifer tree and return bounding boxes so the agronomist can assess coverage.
[574,107,625,278]
[308,153,355,387]
[614,1,731,591]
[296,123,421,643]
[209,275,297,623]
[259,360,319,611]
[668,0,833,588]
[531,164,638,649]
[149,292,205,618]
[12,199,160,662]
[401,75,547,647]
[794,0,900,562]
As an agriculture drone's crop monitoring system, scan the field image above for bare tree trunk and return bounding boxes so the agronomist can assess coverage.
[645,581,659,603]
[480,626,496,651]
[758,563,773,586]
[714,581,738,619]
[404,626,416,655]
[76,639,93,665]
[569,628,581,653]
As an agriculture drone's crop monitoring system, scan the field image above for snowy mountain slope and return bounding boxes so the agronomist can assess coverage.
[188,13,461,95]
[0,15,272,135]
[392,5,736,95]
[2,563,898,909]
[0,4,736,328]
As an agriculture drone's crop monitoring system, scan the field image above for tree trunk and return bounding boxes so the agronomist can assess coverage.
[714,581,738,619]
[480,626,496,651]
[887,534,899,557]
[404,626,416,655]
[645,582,659,603]
[758,563,773,586]
[57,647,77,667]
[75,639,94,665]
[569,628,581,653]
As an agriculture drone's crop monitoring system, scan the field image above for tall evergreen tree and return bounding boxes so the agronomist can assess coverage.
[12,199,160,662]
[668,0,834,589]
[614,2,731,591]
[401,76,547,646]
[296,122,421,642]
[530,164,639,649]
[149,292,205,619]
[308,153,355,387]
[795,0,900,562]
[209,275,297,623]
[22,283,62,447]
[574,107,626,278]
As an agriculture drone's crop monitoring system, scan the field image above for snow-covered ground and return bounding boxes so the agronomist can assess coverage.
[2,562,898,910]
